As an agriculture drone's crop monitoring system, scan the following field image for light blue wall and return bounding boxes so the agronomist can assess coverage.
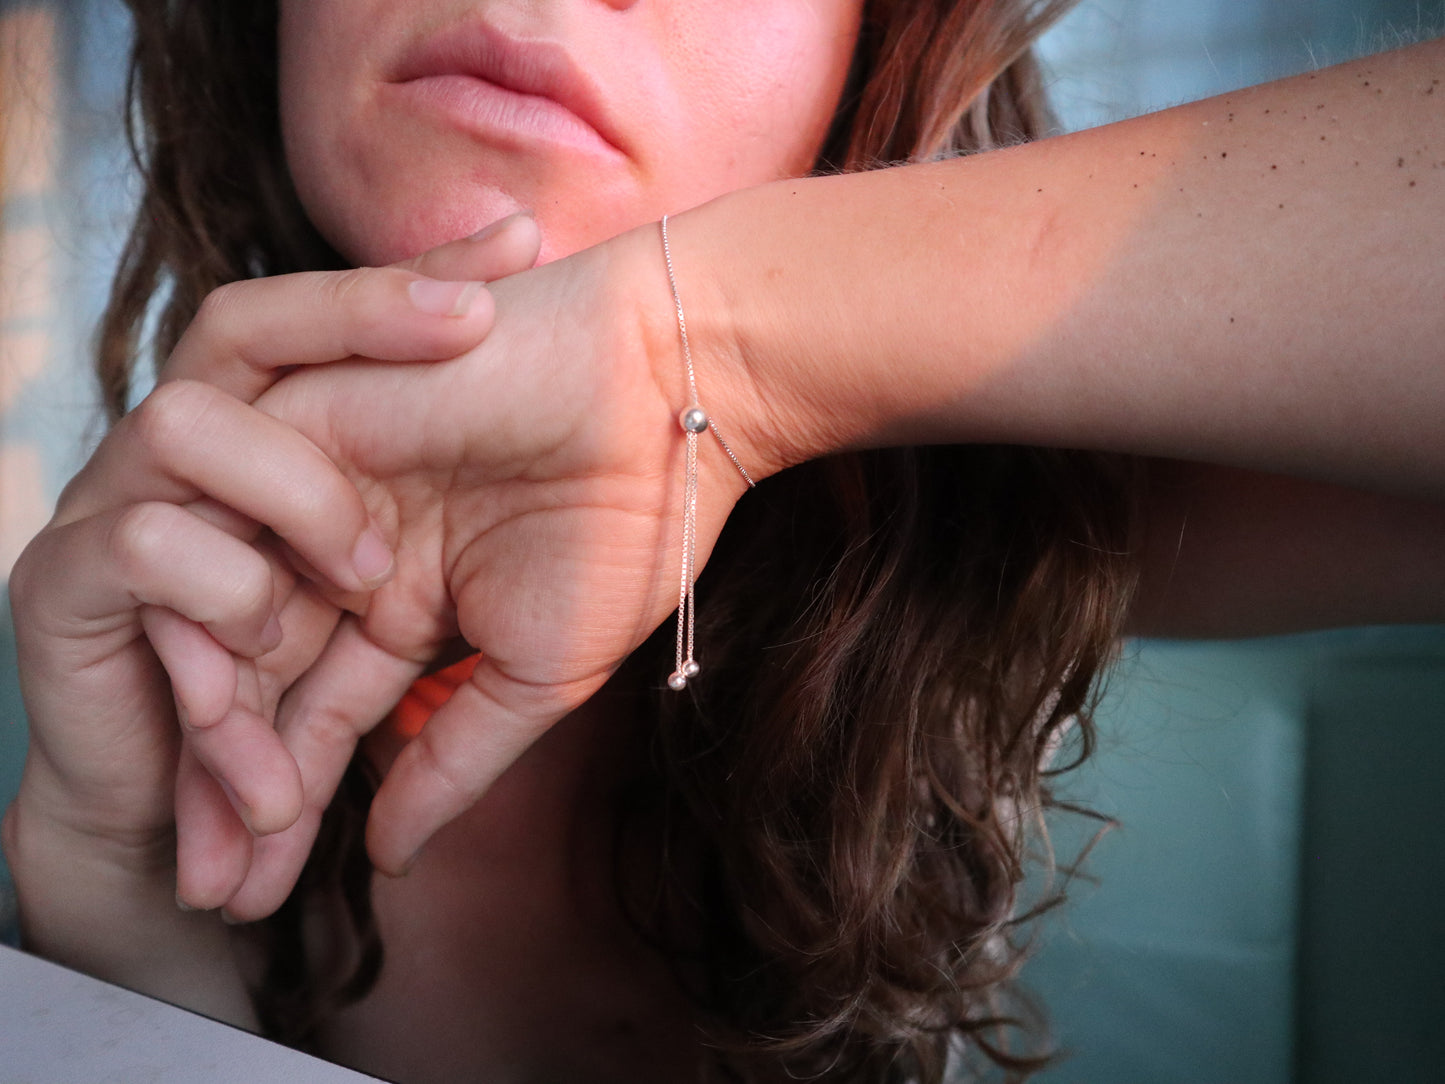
[1,0,132,486]
[1041,0,1439,132]
[1,0,135,929]
[1028,630,1445,1083]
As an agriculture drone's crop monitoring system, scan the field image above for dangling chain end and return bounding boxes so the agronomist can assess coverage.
[659,215,752,692]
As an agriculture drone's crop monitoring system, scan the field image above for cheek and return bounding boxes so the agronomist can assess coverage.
[669,3,860,177]
[277,2,358,249]
[278,0,437,265]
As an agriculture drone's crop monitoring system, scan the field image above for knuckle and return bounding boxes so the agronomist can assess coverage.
[216,557,274,622]
[191,282,246,344]
[412,733,475,804]
[108,502,176,577]
[183,280,281,381]
[131,380,218,459]
[321,266,371,310]
[284,455,359,529]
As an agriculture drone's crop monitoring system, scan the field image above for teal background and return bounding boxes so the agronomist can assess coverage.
[1027,630,1445,1082]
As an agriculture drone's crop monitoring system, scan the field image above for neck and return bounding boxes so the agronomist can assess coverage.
[331,680,703,1083]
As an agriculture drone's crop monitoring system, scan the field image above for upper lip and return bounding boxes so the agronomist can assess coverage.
[391,20,624,155]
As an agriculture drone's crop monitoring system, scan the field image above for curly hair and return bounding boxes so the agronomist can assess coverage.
[102,2,1141,1081]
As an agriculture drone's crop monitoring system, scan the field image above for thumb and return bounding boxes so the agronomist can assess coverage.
[363,656,605,876]
[395,210,542,284]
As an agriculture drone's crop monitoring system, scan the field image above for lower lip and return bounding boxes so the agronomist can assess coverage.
[389,74,618,157]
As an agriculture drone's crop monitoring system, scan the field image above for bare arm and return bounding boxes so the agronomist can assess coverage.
[659,37,1445,632]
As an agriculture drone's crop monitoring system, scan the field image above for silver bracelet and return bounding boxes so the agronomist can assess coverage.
[659,214,754,691]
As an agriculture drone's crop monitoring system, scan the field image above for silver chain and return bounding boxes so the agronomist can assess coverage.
[660,214,754,691]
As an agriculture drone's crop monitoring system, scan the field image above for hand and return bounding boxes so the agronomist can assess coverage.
[240,221,762,906]
[6,214,542,913]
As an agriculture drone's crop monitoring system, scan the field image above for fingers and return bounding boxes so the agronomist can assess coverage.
[49,510,303,866]
[166,560,345,918]
[174,741,254,910]
[364,660,603,876]
[221,620,424,921]
[180,697,304,837]
[37,503,280,661]
[59,381,391,594]
[162,267,490,401]
[141,606,244,731]
[161,212,540,404]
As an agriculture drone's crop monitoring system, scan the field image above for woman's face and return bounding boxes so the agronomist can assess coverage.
[279,0,863,266]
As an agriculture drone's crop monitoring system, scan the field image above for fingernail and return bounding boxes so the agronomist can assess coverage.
[351,527,394,587]
[408,279,484,317]
[468,209,533,241]
[176,892,198,913]
[220,909,245,926]
[260,614,283,653]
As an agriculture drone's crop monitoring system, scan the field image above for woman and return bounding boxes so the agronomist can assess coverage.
[7,1,1445,1081]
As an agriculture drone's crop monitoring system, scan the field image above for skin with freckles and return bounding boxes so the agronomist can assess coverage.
[279,0,863,264]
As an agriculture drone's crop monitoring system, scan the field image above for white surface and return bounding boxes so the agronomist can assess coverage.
[0,943,387,1083]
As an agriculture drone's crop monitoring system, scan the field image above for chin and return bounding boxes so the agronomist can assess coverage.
[314,188,525,268]
[310,176,649,269]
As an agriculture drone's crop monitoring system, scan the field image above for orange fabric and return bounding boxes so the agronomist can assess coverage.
[390,654,481,738]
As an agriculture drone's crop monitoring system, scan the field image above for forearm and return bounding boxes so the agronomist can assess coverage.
[3,776,255,1029]
[673,38,1445,496]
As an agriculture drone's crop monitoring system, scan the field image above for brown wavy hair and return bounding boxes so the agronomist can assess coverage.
[102,2,1141,1081]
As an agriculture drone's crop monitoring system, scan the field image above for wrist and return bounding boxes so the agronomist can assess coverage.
[651,175,937,477]
[624,196,822,486]
[5,762,176,885]
[638,160,1105,472]
[5,788,255,1026]
[4,788,176,955]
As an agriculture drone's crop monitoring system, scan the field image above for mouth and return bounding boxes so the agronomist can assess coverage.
[390,20,625,158]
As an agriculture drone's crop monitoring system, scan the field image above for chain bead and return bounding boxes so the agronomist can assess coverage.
[660,215,752,694]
